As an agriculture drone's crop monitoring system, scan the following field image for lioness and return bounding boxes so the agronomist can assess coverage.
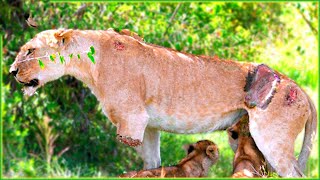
[10,29,317,177]
[227,114,267,178]
[120,140,219,177]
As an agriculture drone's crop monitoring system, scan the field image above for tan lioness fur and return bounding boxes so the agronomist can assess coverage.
[228,114,267,177]
[10,29,317,177]
[120,140,219,177]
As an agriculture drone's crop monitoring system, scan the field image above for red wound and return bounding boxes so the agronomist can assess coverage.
[114,41,125,50]
[244,64,280,109]
[286,86,298,105]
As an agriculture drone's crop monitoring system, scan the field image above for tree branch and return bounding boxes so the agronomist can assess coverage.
[74,4,87,18]
[296,6,318,36]
[164,3,182,37]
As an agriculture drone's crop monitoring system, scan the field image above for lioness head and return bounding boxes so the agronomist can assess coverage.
[10,29,76,96]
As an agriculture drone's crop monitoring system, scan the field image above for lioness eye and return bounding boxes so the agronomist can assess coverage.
[26,48,35,56]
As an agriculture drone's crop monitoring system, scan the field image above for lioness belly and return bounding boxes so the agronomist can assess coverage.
[146,105,245,133]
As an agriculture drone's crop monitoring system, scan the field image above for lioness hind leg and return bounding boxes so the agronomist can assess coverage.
[249,119,304,177]
[247,83,310,177]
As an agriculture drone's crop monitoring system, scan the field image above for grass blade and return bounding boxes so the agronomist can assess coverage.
[49,54,56,62]
[90,46,95,55]
[87,52,95,64]
[59,55,65,64]
[38,59,45,69]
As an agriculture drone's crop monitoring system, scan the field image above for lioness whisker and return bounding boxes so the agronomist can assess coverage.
[16,50,90,64]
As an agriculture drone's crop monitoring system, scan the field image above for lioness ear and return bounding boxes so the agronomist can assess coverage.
[54,29,73,47]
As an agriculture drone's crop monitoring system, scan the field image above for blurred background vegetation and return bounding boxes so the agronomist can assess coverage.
[1,0,318,178]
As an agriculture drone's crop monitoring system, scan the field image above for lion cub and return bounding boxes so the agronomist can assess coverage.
[120,140,219,177]
[227,114,267,178]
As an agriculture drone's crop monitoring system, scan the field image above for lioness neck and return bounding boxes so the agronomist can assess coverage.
[63,49,98,95]
[63,30,110,98]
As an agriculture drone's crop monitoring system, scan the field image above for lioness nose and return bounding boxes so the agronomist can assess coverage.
[9,67,19,77]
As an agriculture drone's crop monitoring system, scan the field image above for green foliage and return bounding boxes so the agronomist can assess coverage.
[2,1,318,178]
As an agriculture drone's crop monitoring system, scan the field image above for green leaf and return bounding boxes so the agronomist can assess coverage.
[59,55,65,64]
[49,54,56,62]
[90,46,95,55]
[38,59,45,69]
[69,53,73,59]
[87,52,95,64]
[187,36,193,44]
[77,54,81,60]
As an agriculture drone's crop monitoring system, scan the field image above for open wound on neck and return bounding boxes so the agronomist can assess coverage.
[244,64,280,109]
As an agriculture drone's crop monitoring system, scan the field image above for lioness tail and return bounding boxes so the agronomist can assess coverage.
[298,93,317,171]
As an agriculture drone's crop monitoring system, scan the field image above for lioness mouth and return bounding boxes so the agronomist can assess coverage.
[19,79,39,87]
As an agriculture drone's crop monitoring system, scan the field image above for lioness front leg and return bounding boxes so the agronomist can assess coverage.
[103,74,150,147]
[107,107,149,147]
[135,127,161,169]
